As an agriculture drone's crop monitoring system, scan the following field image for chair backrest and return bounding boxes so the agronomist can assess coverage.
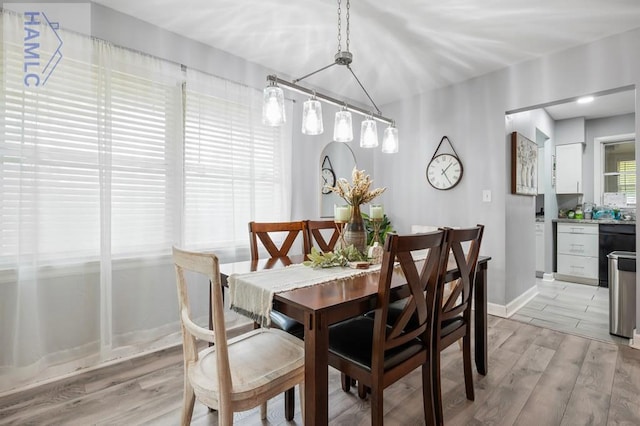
[172,247,231,389]
[436,224,485,326]
[248,221,310,260]
[306,220,340,253]
[371,231,449,371]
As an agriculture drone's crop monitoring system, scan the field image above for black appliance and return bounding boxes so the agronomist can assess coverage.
[599,223,636,287]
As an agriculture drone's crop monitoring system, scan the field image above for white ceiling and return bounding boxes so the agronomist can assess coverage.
[543,90,636,121]
[93,0,640,110]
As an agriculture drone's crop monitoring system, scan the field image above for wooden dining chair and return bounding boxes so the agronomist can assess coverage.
[247,221,309,420]
[306,219,340,252]
[327,231,449,426]
[431,224,484,425]
[172,247,305,426]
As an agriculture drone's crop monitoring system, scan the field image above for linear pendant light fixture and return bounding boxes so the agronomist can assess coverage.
[261,0,398,153]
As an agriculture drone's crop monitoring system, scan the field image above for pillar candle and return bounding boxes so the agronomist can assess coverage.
[370,204,384,220]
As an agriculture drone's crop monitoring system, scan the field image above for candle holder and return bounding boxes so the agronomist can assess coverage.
[368,217,384,264]
[370,217,383,245]
[334,219,348,250]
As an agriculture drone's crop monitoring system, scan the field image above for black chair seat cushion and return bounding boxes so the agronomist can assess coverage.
[328,316,424,371]
[368,299,465,337]
[270,310,304,339]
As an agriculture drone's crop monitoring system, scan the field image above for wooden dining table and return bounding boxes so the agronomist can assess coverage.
[219,254,491,425]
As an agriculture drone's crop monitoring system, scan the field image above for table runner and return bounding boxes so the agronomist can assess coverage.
[228,263,383,327]
[228,250,430,327]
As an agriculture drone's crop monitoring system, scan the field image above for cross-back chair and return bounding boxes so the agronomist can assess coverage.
[172,247,305,426]
[306,219,341,253]
[327,230,450,425]
[431,224,484,425]
[247,221,309,419]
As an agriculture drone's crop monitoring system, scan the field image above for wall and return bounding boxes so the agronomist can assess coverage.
[555,117,586,145]
[380,27,640,322]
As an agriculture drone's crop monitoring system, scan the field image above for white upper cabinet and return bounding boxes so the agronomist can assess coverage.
[555,143,583,194]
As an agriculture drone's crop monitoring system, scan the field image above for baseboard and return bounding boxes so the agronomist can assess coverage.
[631,330,640,350]
[487,285,539,319]
[542,273,555,282]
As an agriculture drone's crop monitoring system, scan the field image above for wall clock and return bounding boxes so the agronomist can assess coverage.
[426,136,464,190]
[321,155,336,194]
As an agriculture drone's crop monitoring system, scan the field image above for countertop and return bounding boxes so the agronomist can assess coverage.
[553,218,636,225]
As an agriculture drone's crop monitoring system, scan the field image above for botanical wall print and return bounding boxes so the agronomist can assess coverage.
[511,131,538,195]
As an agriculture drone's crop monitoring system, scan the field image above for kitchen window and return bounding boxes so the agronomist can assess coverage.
[603,140,636,206]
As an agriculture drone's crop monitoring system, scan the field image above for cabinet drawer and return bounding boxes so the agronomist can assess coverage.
[557,254,598,279]
[557,223,598,235]
[557,232,598,257]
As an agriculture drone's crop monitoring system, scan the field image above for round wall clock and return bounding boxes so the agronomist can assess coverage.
[321,155,336,194]
[426,136,464,190]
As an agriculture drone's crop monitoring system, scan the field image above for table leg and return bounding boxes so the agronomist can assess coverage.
[304,311,329,425]
[474,264,488,375]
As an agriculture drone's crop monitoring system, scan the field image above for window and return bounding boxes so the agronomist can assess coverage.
[603,141,636,206]
[182,70,292,252]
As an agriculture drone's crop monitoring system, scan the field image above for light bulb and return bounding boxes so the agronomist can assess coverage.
[262,85,285,126]
[302,98,323,135]
[360,118,378,148]
[333,109,353,142]
[381,125,399,153]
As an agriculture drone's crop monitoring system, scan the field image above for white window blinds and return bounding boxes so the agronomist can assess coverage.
[182,70,292,251]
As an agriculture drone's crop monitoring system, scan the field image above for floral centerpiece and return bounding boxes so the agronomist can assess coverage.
[327,167,385,253]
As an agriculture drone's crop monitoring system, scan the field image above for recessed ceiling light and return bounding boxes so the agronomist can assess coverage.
[577,96,594,104]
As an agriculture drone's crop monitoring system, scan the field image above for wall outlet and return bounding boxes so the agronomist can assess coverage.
[482,190,491,202]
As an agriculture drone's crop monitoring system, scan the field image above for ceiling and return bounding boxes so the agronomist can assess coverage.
[93,0,640,109]
[543,89,636,121]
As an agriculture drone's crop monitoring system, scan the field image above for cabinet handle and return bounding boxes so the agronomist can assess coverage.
[576,182,579,193]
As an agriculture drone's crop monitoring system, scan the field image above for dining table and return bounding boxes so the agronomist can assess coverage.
[219,254,491,426]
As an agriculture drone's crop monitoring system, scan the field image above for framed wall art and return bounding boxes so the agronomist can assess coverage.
[510,131,538,195]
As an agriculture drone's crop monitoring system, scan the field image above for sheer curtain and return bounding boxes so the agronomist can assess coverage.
[0,10,292,393]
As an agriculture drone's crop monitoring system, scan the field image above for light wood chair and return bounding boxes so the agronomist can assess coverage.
[306,219,340,252]
[327,231,450,425]
[172,247,305,426]
[431,224,484,425]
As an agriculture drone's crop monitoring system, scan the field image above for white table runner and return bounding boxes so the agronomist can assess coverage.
[228,250,429,327]
[228,263,382,327]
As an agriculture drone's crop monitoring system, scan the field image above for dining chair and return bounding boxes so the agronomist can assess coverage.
[306,219,341,252]
[172,247,305,426]
[327,230,449,426]
[431,224,484,425]
[247,220,309,420]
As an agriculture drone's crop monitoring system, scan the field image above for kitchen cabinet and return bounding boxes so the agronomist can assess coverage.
[537,147,544,195]
[556,222,598,284]
[535,222,544,273]
[555,143,583,194]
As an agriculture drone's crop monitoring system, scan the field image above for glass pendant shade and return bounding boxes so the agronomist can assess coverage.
[301,98,323,135]
[381,125,399,153]
[360,118,378,148]
[262,85,285,126]
[333,109,353,142]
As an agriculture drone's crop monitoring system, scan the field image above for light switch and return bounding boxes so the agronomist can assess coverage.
[482,190,491,202]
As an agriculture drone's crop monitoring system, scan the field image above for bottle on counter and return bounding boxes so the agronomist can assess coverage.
[574,205,584,220]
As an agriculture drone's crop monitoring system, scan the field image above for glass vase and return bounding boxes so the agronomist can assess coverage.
[343,204,367,253]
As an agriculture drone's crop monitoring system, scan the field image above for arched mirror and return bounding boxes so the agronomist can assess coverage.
[319,142,356,217]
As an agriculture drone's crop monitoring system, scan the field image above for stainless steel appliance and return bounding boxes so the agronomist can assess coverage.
[608,251,636,338]
[599,224,636,287]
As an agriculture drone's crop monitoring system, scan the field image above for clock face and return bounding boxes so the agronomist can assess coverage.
[321,167,336,194]
[426,154,463,190]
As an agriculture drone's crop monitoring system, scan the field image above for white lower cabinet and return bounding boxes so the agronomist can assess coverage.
[556,222,598,283]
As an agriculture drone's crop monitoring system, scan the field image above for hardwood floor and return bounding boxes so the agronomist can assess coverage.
[1,315,639,425]
[512,278,628,345]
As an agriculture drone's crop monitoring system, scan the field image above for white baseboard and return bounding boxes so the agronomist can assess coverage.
[631,330,640,350]
[542,273,555,282]
[487,285,539,319]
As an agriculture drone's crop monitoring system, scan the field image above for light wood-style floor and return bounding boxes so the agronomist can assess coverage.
[1,315,639,425]
[512,278,628,345]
